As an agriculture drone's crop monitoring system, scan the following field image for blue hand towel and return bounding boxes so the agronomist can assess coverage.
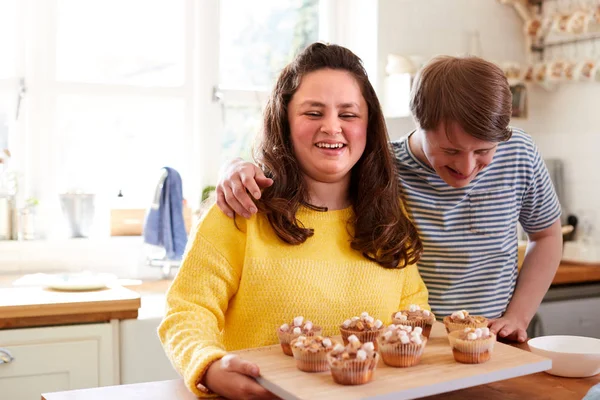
[584,383,600,400]
[143,167,188,260]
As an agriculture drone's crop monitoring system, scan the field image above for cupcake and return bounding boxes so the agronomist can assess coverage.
[377,324,428,367]
[277,316,322,356]
[291,335,337,372]
[448,327,496,364]
[339,312,384,350]
[443,310,488,333]
[391,304,435,338]
[327,335,380,385]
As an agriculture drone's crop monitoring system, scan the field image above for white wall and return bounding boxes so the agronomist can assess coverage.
[518,85,600,240]
[377,0,526,139]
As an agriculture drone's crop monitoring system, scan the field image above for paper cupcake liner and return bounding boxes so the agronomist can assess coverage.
[443,316,488,333]
[452,348,493,364]
[339,328,383,350]
[448,331,496,364]
[279,342,293,356]
[377,337,427,368]
[277,328,322,356]
[421,325,432,339]
[291,348,330,372]
[327,353,380,385]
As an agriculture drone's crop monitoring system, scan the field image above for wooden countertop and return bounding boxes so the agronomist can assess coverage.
[125,261,600,295]
[0,258,597,330]
[125,260,600,295]
[41,356,600,400]
[0,286,141,329]
[1,259,598,301]
[551,261,600,286]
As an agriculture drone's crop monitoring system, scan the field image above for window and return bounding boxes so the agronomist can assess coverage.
[56,0,186,87]
[5,0,376,242]
[0,0,18,156]
[54,96,186,205]
[53,0,189,207]
[219,0,319,89]
[0,1,17,80]
[218,0,320,162]
[0,96,12,156]
[16,0,194,238]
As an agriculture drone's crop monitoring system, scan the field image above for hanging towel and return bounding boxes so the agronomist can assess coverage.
[584,383,600,400]
[143,167,188,260]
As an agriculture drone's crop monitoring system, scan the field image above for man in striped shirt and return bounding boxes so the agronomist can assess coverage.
[214,56,562,343]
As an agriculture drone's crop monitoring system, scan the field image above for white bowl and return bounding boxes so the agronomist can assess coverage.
[528,335,600,378]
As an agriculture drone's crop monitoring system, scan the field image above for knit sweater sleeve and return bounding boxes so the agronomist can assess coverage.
[397,263,430,311]
[158,206,246,397]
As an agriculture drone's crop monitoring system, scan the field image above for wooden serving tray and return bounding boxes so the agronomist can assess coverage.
[235,323,551,400]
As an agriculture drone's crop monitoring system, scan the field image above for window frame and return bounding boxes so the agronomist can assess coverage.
[14,0,213,239]
[8,0,376,241]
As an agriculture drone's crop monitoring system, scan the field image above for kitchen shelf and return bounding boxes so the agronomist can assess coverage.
[531,34,600,52]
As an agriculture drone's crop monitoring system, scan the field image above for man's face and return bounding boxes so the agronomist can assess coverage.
[422,122,498,188]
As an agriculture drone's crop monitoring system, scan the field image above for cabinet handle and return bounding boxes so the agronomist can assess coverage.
[0,348,14,364]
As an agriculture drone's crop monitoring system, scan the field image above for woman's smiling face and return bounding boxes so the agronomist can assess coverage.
[287,68,368,184]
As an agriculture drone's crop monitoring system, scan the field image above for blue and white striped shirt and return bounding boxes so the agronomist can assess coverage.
[392,128,561,319]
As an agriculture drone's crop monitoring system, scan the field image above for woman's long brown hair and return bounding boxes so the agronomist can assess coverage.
[255,42,422,269]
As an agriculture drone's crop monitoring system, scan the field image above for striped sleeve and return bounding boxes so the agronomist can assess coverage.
[519,142,562,233]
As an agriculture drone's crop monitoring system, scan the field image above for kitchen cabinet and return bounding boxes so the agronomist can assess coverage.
[120,317,179,384]
[119,294,179,384]
[535,297,600,339]
[530,282,600,339]
[0,322,118,400]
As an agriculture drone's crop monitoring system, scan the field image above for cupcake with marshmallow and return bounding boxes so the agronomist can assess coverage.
[291,335,338,372]
[448,327,496,364]
[327,335,379,385]
[277,316,322,356]
[339,312,385,350]
[377,324,428,367]
[391,304,435,338]
[443,310,488,333]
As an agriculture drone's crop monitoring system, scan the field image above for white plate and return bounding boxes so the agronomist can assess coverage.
[528,335,600,377]
[44,272,117,291]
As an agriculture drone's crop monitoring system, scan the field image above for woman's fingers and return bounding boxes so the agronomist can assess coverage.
[221,354,260,378]
[210,355,277,399]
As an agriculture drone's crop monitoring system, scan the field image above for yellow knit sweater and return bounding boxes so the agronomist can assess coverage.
[158,204,429,397]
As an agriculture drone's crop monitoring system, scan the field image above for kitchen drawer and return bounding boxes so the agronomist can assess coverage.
[0,339,99,399]
[0,323,117,400]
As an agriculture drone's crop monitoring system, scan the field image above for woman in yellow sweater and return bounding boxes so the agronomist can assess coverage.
[158,42,429,399]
